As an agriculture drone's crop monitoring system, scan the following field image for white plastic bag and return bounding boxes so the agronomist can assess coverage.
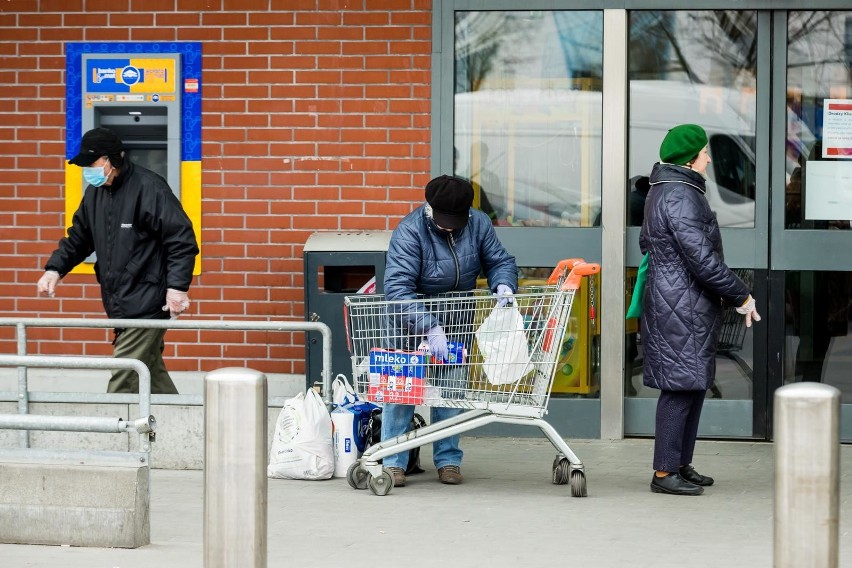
[331,374,358,407]
[475,306,531,385]
[267,389,334,480]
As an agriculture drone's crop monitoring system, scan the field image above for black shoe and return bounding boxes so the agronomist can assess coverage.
[650,473,704,496]
[679,465,714,486]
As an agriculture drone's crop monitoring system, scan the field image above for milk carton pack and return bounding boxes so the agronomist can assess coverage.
[431,341,467,365]
[367,348,426,405]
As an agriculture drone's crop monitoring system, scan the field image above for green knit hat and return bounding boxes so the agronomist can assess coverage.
[659,124,708,165]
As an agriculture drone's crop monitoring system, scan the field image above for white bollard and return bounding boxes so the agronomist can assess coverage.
[204,368,268,568]
[774,382,840,568]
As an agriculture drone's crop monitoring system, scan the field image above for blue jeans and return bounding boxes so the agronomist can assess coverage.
[381,365,466,470]
[380,403,463,470]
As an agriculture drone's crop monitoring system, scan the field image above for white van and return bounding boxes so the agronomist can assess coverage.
[455,81,806,228]
[629,81,756,227]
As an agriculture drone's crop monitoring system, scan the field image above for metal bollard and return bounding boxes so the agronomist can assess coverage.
[774,382,840,568]
[204,368,268,568]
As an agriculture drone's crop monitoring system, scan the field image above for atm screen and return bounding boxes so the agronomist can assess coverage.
[127,147,168,181]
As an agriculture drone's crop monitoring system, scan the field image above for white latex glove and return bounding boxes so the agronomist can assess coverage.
[163,288,190,319]
[494,284,515,308]
[426,325,449,361]
[37,270,60,297]
[735,295,761,328]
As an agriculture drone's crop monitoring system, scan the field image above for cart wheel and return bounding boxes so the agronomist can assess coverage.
[552,457,570,485]
[569,469,587,497]
[346,462,369,490]
[368,470,394,496]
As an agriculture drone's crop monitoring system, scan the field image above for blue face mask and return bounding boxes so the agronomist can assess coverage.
[82,162,111,187]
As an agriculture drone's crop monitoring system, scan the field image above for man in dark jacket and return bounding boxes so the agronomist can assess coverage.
[640,124,760,496]
[37,127,199,394]
[381,175,517,487]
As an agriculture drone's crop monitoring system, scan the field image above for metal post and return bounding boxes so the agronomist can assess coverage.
[16,322,29,448]
[600,8,628,440]
[774,383,840,568]
[204,368,268,568]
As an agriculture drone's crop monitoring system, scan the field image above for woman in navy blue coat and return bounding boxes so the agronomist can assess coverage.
[640,124,761,495]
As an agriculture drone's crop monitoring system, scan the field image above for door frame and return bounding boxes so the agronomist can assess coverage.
[431,1,851,441]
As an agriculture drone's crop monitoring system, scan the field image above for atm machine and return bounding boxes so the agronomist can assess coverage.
[65,44,202,274]
[81,54,182,201]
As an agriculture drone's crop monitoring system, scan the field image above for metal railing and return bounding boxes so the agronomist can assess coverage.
[0,354,156,464]
[0,318,333,448]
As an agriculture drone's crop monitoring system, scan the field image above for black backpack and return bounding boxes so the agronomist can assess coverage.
[365,408,426,475]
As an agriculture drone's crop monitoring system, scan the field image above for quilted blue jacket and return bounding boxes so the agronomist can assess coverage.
[384,204,517,338]
[639,163,750,391]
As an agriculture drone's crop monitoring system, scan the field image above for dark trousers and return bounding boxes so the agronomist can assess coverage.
[107,327,179,395]
[653,389,706,472]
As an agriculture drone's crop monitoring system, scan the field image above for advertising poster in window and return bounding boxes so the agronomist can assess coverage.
[822,99,852,159]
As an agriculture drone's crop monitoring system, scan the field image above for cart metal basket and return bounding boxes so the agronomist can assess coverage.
[343,258,600,496]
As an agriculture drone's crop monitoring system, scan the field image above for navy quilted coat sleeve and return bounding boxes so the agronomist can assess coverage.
[639,163,750,391]
[384,205,517,337]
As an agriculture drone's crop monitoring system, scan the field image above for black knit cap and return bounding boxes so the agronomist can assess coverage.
[68,127,125,167]
[425,175,474,230]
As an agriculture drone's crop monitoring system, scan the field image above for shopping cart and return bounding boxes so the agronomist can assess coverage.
[342,258,600,496]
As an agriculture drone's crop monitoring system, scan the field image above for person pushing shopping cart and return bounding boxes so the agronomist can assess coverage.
[376,174,518,489]
[344,175,599,497]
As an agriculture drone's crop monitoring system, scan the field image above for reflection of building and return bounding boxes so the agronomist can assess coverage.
[455,88,602,227]
[453,11,768,229]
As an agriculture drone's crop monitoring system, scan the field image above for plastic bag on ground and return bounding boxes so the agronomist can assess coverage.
[267,389,334,480]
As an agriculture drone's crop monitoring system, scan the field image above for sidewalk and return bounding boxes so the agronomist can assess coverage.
[2,437,850,568]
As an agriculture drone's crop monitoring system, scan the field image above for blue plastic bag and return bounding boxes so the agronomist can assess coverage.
[331,375,377,453]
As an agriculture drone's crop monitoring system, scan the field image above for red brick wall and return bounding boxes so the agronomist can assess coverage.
[0,0,432,376]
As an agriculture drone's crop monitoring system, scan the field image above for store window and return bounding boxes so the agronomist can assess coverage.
[453,11,603,227]
[784,271,852,403]
[519,267,599,399]
[627,11,758,228]
[785,11,852,231]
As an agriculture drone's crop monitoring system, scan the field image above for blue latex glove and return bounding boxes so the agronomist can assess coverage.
[495,284,515,308]
[426,325,449,361]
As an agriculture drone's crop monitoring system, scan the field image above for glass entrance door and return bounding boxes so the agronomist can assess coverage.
[435,3,851,440]
[626,8,852,441]
[624,9,769,438]
[770,9,852,441]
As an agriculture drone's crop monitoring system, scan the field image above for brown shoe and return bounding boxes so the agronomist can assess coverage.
[387,467,406,487]
[437,465,463,485]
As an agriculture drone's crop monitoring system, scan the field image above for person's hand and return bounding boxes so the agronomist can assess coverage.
[162,288,190,318]
[735,295,761,328]
[37,270,60,297]
[494,283,515,308]
[426,325,449,361]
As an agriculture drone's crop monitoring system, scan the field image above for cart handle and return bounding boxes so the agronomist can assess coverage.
[342,302,352,353]
[561,262,601,291]
[546,258,586,285]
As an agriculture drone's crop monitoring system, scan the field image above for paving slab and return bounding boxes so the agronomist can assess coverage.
[1,437,850,568]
